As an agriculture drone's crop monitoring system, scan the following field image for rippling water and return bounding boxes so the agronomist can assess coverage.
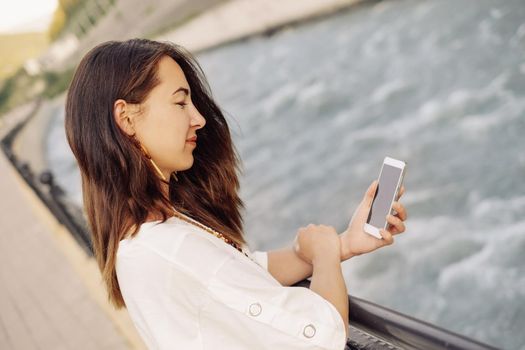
[47,0,525,348]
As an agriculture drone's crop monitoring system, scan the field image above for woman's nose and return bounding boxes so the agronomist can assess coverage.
[191,107,206,129]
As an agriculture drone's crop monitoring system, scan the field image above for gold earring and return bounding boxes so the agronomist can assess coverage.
[148,157,168,182]
[132,135,168,182]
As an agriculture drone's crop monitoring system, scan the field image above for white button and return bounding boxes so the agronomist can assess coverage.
[303,324,316,338]
[248,302,262,316]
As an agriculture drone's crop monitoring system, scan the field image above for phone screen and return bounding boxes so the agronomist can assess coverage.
[366,164,403,229]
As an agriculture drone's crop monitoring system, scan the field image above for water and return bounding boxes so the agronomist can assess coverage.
[47,0,525,348]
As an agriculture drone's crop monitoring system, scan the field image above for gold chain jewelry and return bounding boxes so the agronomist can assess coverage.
[171,208,248,256]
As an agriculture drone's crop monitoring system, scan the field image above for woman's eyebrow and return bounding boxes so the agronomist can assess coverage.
[172,87,190,96]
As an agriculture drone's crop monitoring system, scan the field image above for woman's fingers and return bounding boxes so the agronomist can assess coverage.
[398,185,405,197]
[379,229,394,245]
[386,214,406,234]
[391,201,407,221]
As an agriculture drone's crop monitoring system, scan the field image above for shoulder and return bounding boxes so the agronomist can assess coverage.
[118,216,236,283]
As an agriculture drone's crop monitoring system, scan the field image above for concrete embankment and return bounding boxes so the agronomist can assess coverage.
[157,0,363,53]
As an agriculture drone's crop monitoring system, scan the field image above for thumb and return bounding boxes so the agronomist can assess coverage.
[363,180,378,207]
[292,234,301,254]
[292,234,298,250]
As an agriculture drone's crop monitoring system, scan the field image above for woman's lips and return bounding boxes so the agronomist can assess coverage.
[186,136,197,145]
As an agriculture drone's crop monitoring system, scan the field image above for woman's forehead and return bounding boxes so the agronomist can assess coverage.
[156,56,189,89]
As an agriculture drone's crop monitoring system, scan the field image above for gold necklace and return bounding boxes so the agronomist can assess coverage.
[171,209,248,257]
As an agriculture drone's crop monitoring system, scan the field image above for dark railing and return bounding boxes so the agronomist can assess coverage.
[1,104,499,350]
[0,101,93,256]
[292,278,499,350]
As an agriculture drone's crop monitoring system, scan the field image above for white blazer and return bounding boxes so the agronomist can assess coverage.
[116,215,347,350]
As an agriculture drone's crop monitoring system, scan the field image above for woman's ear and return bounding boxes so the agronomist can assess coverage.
[113,99,135,136]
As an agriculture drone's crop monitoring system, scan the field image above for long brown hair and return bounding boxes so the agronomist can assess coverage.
[65,38,246,309]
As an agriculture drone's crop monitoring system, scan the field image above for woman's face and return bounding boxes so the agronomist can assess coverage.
[130,56,206,178]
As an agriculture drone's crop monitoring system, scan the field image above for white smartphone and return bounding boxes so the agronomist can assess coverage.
[363,156,407,239]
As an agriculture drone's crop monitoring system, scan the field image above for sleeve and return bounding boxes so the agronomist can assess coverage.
[199,254,348,350]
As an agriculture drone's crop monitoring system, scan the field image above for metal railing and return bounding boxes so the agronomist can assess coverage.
[0,101,93,256]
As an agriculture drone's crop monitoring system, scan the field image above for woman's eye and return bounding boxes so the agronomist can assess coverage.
[176,102,187,109]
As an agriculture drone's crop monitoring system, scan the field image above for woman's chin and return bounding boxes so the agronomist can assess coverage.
[180,157,195,170]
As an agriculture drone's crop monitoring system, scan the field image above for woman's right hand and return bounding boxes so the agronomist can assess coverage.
[293,224,341,265]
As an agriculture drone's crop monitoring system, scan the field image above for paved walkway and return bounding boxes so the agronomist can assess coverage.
[0,106,144,349]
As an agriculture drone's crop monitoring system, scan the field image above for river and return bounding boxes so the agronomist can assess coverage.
[47,0,525,348]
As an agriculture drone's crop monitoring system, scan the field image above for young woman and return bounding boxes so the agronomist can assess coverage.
[65,38,407,350]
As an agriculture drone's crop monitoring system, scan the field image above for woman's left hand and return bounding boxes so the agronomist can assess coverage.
[339,181,407,261]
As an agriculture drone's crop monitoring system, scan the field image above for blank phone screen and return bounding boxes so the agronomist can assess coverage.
[366,164,403,229]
